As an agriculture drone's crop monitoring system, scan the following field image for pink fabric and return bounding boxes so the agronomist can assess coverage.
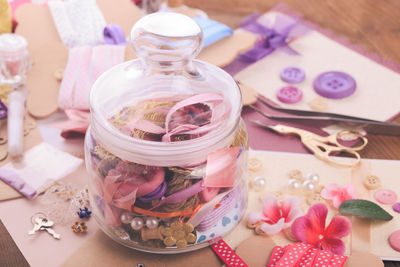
[58,45,125,110]
[203,146,240,188]
[53,109,90,138]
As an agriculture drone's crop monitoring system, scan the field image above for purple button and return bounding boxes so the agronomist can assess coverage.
[280,67,306,84]
[393,202,400,213]
[313,71,356,99]
[277,86,303,104]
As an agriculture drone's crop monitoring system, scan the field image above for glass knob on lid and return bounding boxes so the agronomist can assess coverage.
[130,12,203,71]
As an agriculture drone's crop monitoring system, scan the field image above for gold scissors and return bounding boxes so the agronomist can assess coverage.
[252,120,368,167]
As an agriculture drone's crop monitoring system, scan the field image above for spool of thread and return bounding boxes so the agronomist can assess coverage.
[141,226,164,241]
[7,90,24,157]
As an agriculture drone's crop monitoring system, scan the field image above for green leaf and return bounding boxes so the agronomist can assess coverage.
[339,199,393,221]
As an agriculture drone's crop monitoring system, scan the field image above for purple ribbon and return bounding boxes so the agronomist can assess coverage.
[223,13,310,76]
[0,99,7,119]
[103,24,127,45]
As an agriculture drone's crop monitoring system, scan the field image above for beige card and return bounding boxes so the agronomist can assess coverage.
[235,11,400,121]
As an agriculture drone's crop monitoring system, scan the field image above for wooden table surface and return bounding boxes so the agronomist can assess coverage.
[1,0,400,266]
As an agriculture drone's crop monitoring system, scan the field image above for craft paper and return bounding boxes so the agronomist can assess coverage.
[236,11,400,121]
[0,142,82,198]
[235,9,400,152]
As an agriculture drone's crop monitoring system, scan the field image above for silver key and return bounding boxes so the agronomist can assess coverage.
[28,216,61,239]
[28,217,47,235]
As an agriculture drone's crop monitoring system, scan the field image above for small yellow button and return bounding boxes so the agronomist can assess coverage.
[54,68,64,81]
[363,175,381,190]
[307,193,323,205]
[248,157,262,172]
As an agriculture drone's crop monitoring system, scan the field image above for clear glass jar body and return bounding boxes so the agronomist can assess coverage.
[85,118,247,253]
[84,12,248,253]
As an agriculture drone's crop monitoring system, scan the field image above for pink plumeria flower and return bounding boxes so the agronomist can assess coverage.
[291,203,351,255]
[321,184,358,209]
[247,194,303,235]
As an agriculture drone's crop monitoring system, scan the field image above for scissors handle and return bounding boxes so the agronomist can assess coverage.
[305,138,362,167]
[270,124,366,167]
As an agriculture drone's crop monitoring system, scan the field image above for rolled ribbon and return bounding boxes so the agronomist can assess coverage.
[138,181,167,203]
[53,109,90,138]
[197,186,238,231]
[122,92,231,143]
[223,13,310,76]
[103,24,126,45]
[149,180,204,210]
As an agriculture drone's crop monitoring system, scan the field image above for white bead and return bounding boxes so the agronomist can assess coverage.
[288,178,300,189]
[145,217,159,229]
[306,173,319,183]
[252,176,266,191]
[130,217,144,231]
[120,212,133,224]
[302,180,315,191]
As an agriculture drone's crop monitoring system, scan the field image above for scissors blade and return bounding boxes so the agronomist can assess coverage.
[249,105,400,136]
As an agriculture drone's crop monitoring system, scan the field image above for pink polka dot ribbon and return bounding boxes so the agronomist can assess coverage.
[211,239,248,267]
[267,243,347,267]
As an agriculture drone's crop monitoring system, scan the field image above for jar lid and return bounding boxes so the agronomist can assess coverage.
[0,34,28,58]
[90,13,242,166]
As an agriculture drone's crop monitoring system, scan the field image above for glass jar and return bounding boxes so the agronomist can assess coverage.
[85,12,248,253]
[0,33,30,87]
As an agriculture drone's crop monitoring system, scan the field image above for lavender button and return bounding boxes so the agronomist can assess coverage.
[313,71,356,99]
[277,86,303,104]
[280,67,306,84]
[138,181,167,203]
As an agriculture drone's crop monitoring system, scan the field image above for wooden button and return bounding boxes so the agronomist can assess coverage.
[363,175,381,190]
[307,193,323,205]
[289,169,303,180]
[308,97,328,111]
[248,158,262,172]
[54,68,64,81]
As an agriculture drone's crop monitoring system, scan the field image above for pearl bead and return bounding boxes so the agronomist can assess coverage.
[145,217,159,229]
[120,212,133,224]
[306,173,319,183]
[302,180,315,191]
[288,178,300,189]
[130,217,144,231]
[252,176,266,191]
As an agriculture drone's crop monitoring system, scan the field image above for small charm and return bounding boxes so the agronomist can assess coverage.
[77,207,92,219]
[28,212,61,239]
[72,222,88,233]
